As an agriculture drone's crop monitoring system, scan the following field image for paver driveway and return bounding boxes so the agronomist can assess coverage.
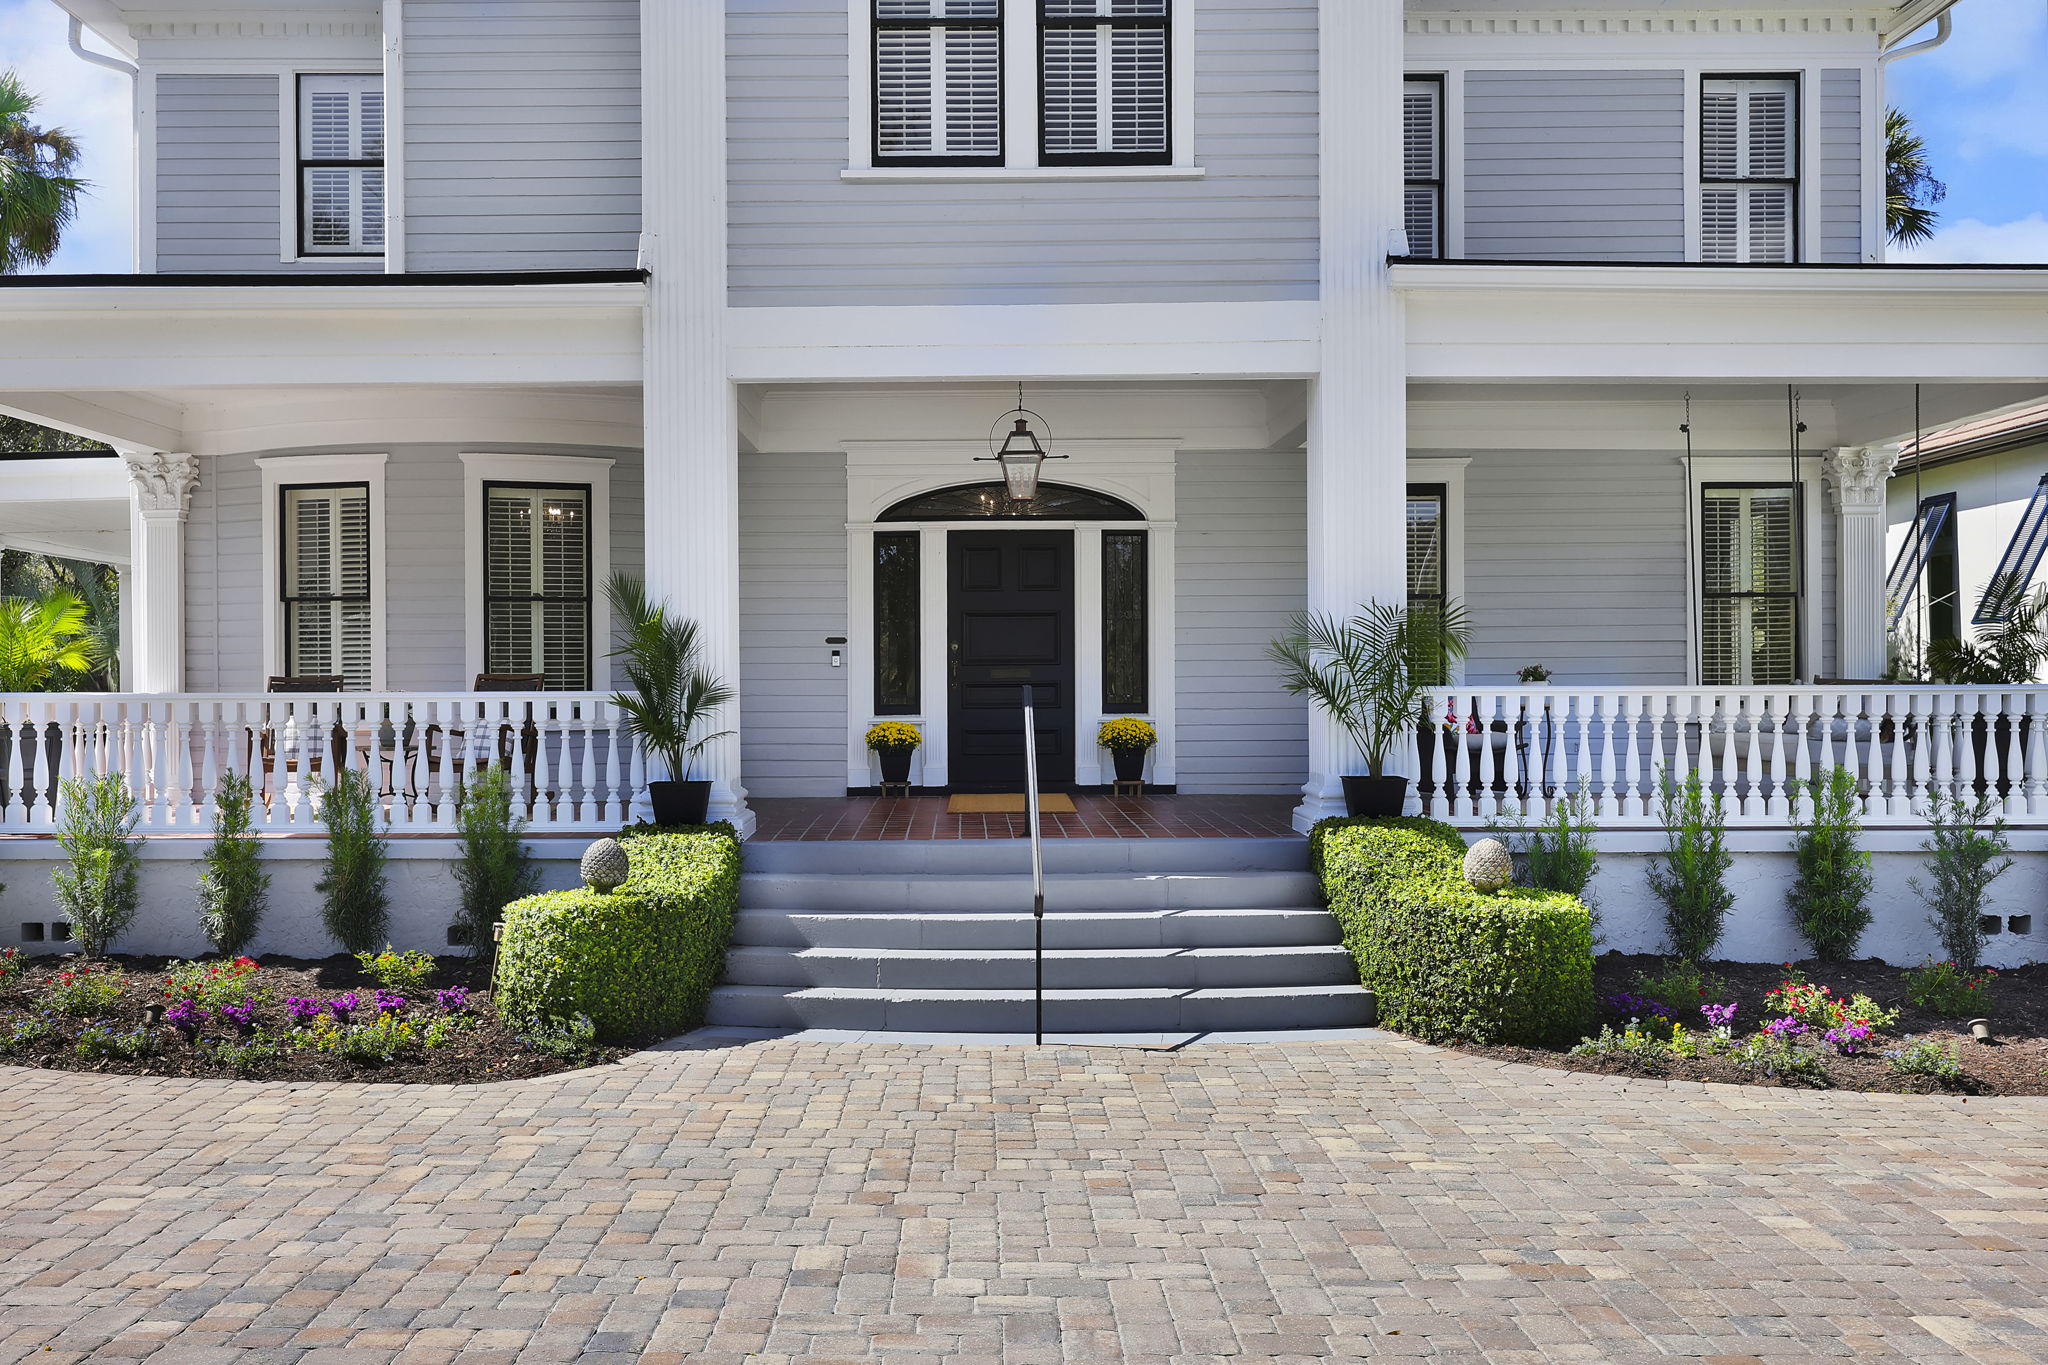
[1,1034,2045,1365]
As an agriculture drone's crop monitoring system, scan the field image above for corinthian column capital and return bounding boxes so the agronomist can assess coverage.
[120,450,200,517]
[1822,444,1900,512]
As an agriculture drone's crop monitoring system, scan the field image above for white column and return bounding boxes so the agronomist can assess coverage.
[1823,443,1902,680]
[120,449,199,694]
[1294,0,1411,832]
[641,0,752,834]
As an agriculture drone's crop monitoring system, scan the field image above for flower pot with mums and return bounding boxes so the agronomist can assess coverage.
[1097,718,1158,783]
[864,721,922,785]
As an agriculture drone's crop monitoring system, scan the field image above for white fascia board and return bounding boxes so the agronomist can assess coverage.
[0,457,131,502]
[725,301,1322,384]
[1396,265,2048,383]
[0,283,645,389]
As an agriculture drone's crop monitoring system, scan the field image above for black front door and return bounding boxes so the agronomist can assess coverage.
[948,530,1074,791]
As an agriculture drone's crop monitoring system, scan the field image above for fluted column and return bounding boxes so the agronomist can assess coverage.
[1824,443,1902,680]
[641,0,751,833]
[120,449,199,694]
[1294,0,1411,832]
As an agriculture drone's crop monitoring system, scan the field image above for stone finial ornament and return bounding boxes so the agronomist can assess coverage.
[580,837,631,893]
[1463,838,1513,894]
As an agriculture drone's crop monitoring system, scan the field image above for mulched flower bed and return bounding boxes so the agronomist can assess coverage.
[0,951,628,1084]
[1455,953,2048,1096]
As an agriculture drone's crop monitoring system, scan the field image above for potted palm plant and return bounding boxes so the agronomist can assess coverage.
[1267,599,1471,817]
[606,574,735,827]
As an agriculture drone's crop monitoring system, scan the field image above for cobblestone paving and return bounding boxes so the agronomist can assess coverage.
[2,1034,2046,1364]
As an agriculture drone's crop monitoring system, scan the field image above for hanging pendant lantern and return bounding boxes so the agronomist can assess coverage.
[978,384,1068,503]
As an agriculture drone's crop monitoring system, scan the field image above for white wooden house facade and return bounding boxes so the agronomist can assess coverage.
[1,0,2046,854]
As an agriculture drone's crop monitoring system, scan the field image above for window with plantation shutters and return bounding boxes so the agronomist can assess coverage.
[1407,485,1451,684]
[874,0,1004,164]
[1403,78,1443,258]
[281,484,373,690]
[1700,77,1796,263]
[484,484,592,690]
[1700,485,1798,686]
[1040,0,1170,165]
[298,74,384,256]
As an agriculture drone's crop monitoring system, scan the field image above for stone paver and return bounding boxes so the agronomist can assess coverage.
[1,1034,2045,1363]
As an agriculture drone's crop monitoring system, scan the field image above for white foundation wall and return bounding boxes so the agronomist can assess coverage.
[0,840,598,960]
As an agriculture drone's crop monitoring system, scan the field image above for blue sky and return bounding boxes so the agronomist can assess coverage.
[3,0,2046,271]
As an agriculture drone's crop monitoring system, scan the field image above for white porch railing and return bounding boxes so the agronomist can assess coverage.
[1423,686,2048,828]
[0,693,642,834]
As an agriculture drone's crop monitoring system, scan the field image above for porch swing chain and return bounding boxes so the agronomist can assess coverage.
[1789,384,1807,682]
[1682,393,1697,688]
[1914,383,1926,680]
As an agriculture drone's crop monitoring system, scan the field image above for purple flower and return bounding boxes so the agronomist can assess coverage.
[165,999,204,1034]
[374,990,407,1015]
[1700,1002,1738,1030]
[284,996,322,1026]
[433,986,470,1013]
[329,992,360,1023]
[1763,1015,1806,1038]
[215,1003,257,1036]
[1825,1022,1873,1056]
[1603,991,1670,1022]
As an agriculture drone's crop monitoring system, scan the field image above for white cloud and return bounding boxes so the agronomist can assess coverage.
[0,0,135,273]
[1892,214,2048,264]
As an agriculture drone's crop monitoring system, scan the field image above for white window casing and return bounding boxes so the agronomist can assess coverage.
[460,454,614,692]
[1700,76,1797,264]
[297,73,385,257]
[258,453,387,691]
[1402,77,1444,259]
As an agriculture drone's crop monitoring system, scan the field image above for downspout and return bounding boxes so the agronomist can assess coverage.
[68,18,142,273]
[1880,9,1952,66]
[68,17,137,79]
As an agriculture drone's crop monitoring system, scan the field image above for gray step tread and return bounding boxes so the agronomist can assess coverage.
[729,945,1351,962]
[712,984,1369,1002]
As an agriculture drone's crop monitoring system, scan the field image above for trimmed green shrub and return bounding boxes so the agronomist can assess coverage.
[52,774,142,957]
[496,826,741,1043]
[451,765,539,954]
[1313,816,1593,1047]
[1647,770,1734,962]
[317,769,389,954]
[1786,765,1873,961]
[198,771,269,957]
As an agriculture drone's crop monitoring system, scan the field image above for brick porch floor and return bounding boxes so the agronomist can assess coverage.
[750,794,1302,840]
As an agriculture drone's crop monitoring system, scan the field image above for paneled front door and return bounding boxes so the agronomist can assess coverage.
[947,530,1075,791]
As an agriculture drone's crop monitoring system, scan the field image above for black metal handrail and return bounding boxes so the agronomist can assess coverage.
[1022,685,1046,1045]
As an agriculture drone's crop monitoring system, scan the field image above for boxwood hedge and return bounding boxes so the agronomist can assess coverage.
[496,825,742,1043]
[1312,816,1593,1047]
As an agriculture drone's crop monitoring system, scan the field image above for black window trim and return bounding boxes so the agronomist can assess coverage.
[1036,0,1173,168]
[1699,70,1802,266]
[1699,479,1804,685]
[481,479,595,692]
[873,530,923,716]
[294,73,385,260]
[872,0,1007,168]
[1402,73,1445,261]
[278,479,372,683]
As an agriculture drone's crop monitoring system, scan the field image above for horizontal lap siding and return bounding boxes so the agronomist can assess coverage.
[156,75,379,274]
[740,453,849,796]
[184,446,642,692]
[1175,451,1308,794]
[403,0,642,271]
[1817,68,1864,263]
[727,0,1319,306]
[1463,70,1684,262]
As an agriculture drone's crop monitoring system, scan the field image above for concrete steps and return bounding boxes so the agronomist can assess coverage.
[707,836,1372,1036]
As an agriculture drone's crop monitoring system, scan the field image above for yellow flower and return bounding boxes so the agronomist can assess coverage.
[864,722,923,750]
[1097,718,1158,751]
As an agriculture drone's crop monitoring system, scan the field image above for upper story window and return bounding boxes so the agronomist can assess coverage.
[872,0,1171,168]
[298,74,385,257]
[1700,76,1796,264]
[1403,78,1443,259]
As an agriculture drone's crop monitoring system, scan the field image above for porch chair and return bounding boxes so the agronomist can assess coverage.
[423,674,550,809]
[256,675,349,794]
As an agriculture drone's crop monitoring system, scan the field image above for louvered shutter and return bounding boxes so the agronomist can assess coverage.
[1403,80,1442,258]
[875,0,1003,163]
[1887,496,1952,628]
[1406,491,1444,603]
[282,486,373,690]
[1700,487,1796,685]
[1700,78,1796,263]
[300,74,385,254]
[1976,477,2048,623]
[1040,0,1170,163]
[485,486,591,690]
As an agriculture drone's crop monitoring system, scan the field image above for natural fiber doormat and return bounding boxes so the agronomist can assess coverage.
[947,793,1078,814]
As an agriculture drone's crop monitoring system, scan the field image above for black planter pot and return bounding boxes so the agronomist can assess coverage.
[1111,747,1149,783]
[647,779,712,827]
[876,746,915,784]
[1341,775,1409,818]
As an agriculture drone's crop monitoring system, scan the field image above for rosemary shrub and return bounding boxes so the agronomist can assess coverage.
[316,768,390,954]
[452,765,540,954]
[51,774,142,957]
[1786,766,1874,961]
[198,771,270,956]
[1909,792,2012,970]
[1647,769,1734,962]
